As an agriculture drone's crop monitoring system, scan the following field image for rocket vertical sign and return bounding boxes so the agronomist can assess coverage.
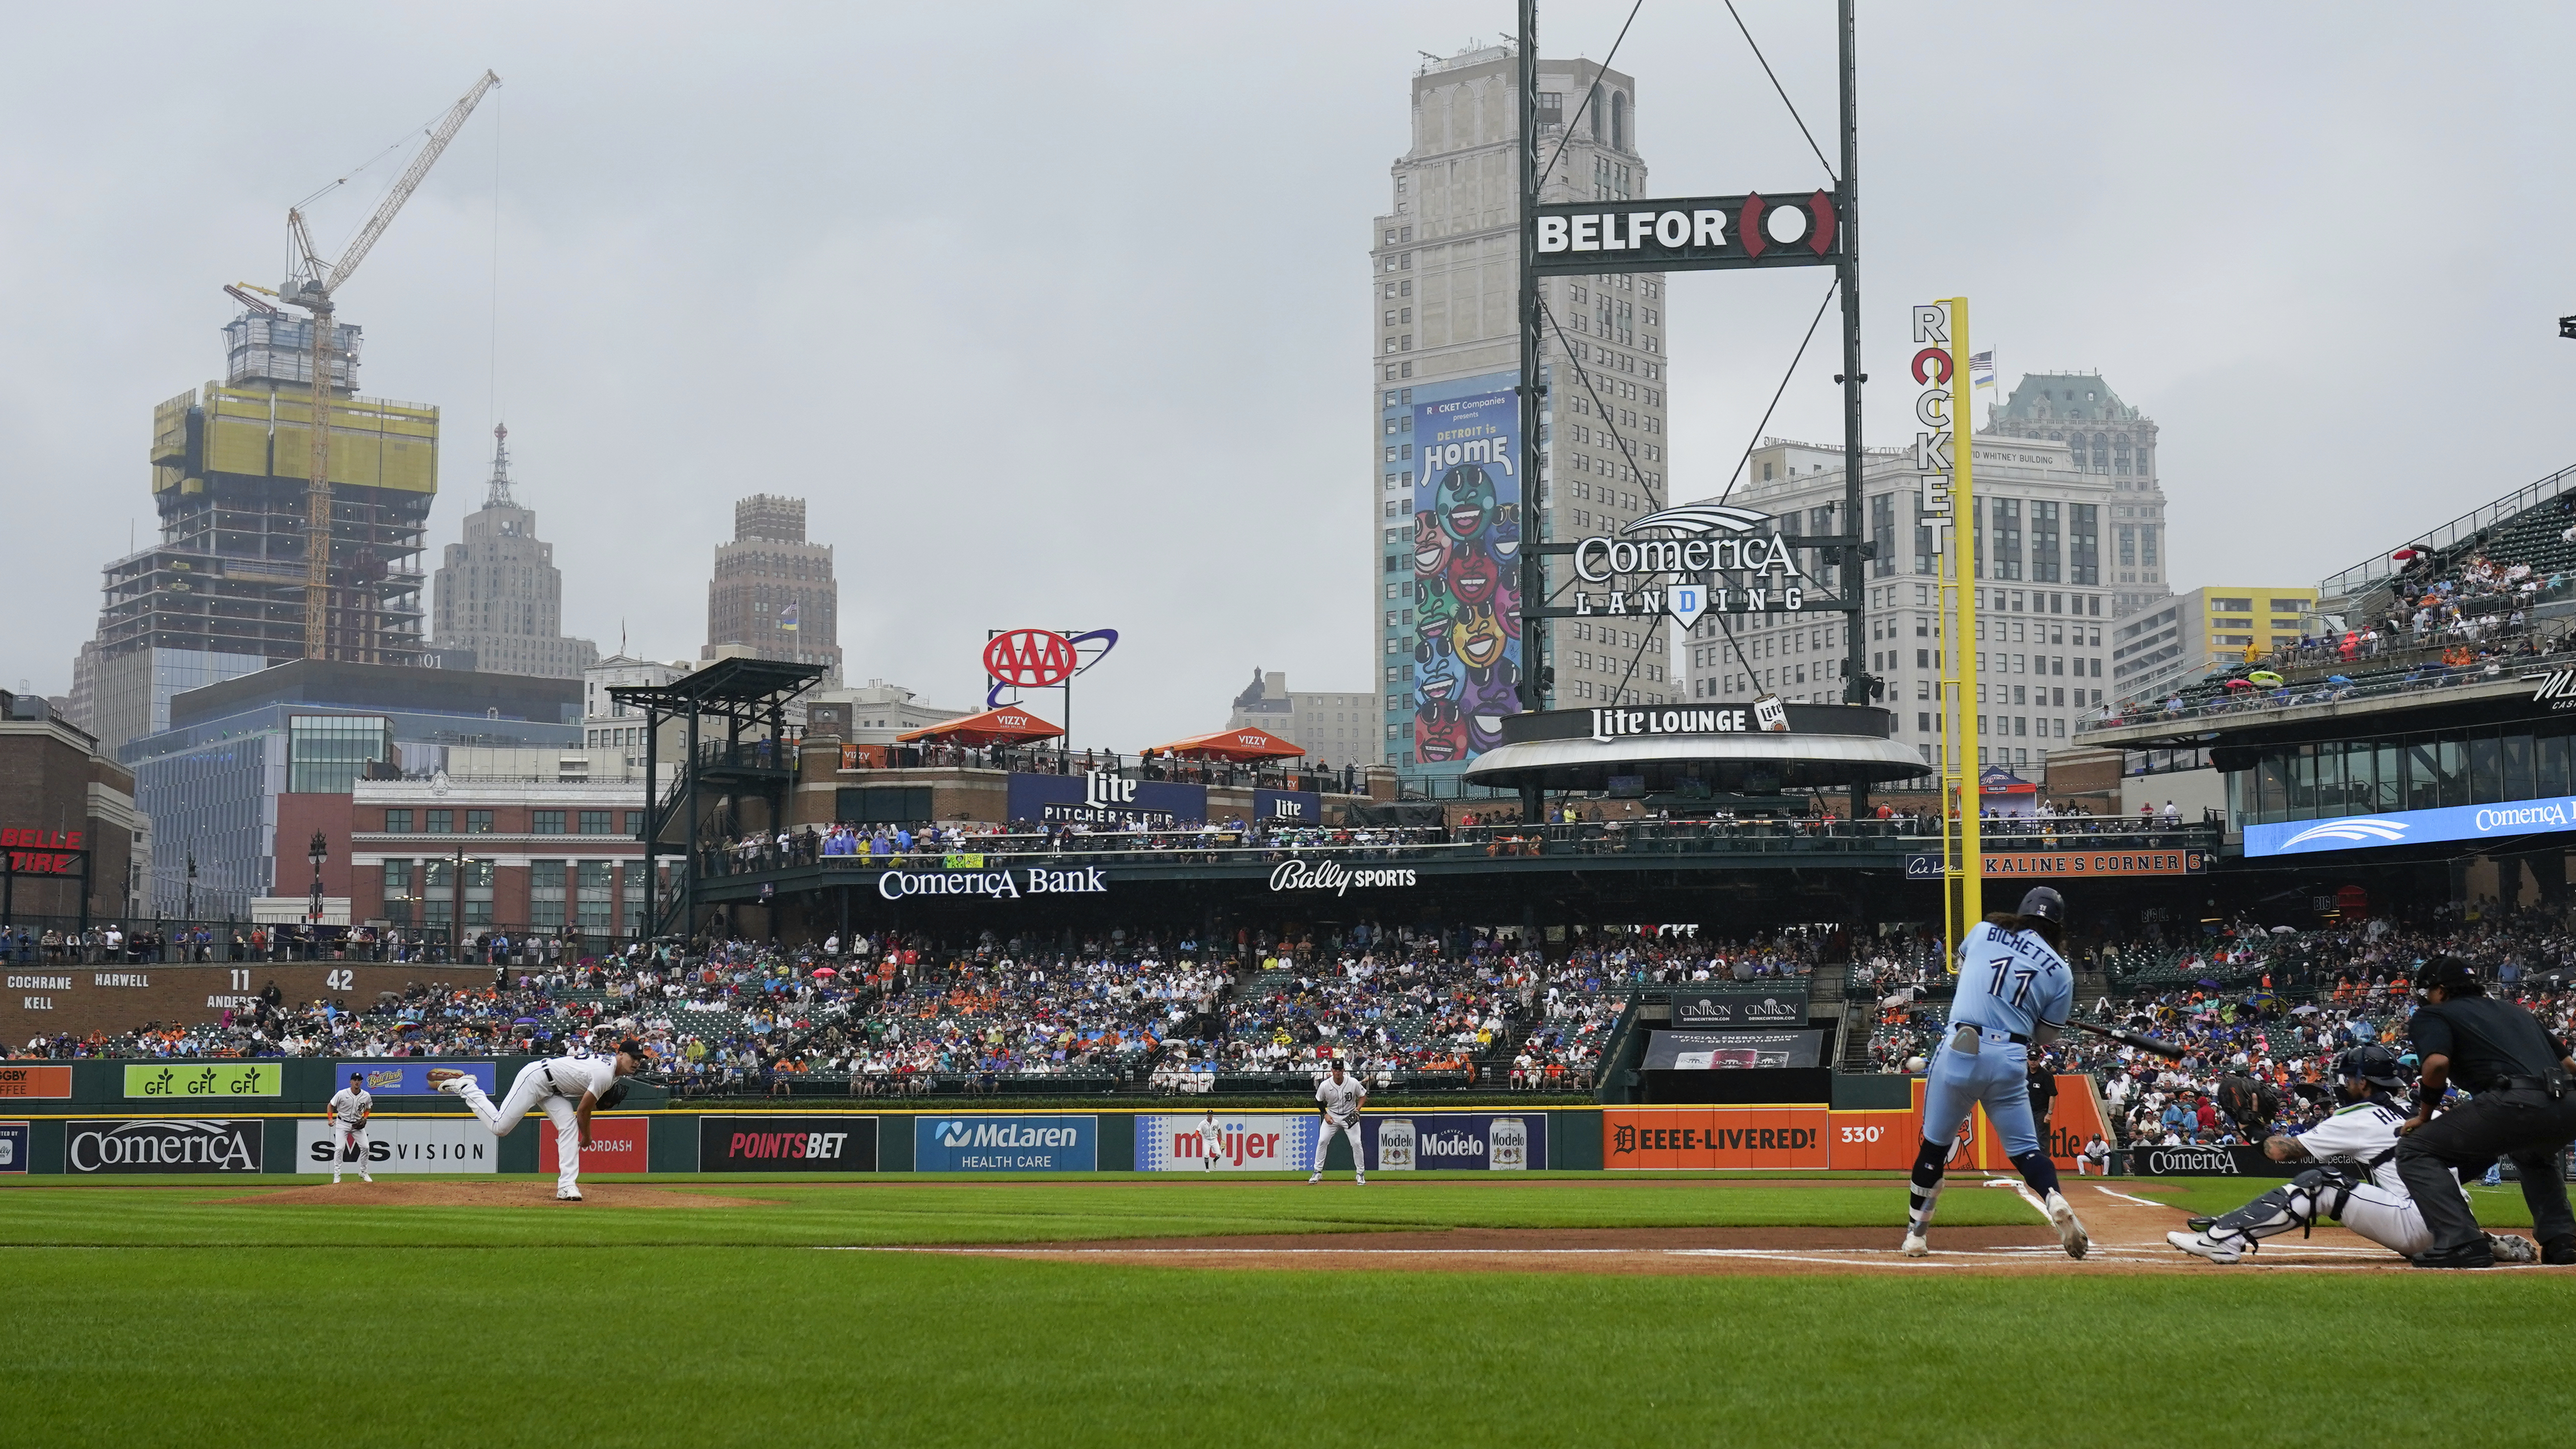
[1911,305,1956,558]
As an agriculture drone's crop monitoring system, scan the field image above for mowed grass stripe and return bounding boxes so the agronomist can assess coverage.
[3,1246,2569,1448]
[0,1180,2047,1248]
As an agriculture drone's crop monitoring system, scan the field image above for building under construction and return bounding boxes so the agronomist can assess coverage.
[77,307,441,752]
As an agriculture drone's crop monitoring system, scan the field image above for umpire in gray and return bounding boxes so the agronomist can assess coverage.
[2395,956,2576,1268]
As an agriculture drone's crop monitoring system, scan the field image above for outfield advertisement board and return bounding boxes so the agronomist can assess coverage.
[0,1064,71,1098]
[1136,1113,1315,1172]
[335,1061,497,1095]
[916,1115,1096,1172]
[123,1062,281,1098]
[539,1116,649,1175]
[66,1118,265,1173]
[698,1116,879,1172]
[0,1121,26,1172]
[1602,1107,1831,1169]
[1362,1114,1543,1171]
[291,1119,497,1173]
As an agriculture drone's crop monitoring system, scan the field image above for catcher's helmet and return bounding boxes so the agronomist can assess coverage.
[2337,1044,2406,1091]
[2017,886,2067,924]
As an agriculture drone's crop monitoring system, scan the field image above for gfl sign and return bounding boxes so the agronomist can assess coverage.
[1084,770,1136,808]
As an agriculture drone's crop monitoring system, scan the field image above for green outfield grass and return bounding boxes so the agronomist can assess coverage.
[5,1178,2564,1447]
[0,1175,2038,1248]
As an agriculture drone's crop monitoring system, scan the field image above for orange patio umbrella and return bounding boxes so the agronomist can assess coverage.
[896,706,1065,748]
[1145,726,1306,762]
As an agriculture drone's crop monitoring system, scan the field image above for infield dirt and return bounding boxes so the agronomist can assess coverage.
[909,1183,2521,1276]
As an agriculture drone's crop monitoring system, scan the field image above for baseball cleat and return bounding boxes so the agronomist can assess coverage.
[1900,1230,1929,1258]
[2488,1233,2540,1264]
[1355,1175,1366,1185]
[428,1069,472,1095]
[2045,1190,2090,1260]
[1307,1172,1322,1184]
[556,1189,584,1202]
[2167,1230,2242,1264]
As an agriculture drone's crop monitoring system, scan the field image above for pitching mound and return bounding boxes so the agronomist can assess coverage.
[887,1186,2470,1276]
[227,1181,779,1209]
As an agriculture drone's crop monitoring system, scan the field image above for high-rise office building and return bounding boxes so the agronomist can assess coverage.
[1678,433,2119,777]
[431,424,598,678]
[1984,373,2172,617]
[1372,42,1670,770]
[705,494,842,686]
[1228,669,1377,770]
[74,305,441,753]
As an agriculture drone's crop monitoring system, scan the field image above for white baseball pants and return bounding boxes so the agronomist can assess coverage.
[2334,1181,2431,1257]
[1316,1117,1365,1175]
[457,1062,584,1194]
[332,1124,372,1178]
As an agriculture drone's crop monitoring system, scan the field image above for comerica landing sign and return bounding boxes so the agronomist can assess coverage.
[1556,504,1818,631]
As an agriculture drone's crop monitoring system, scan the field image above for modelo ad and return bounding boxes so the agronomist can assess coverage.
[698,1116,880,1172]
[915,1115,1097,1172]
[1363,1113,1545,1171]
[335,1061,498,1095]
[292,1119,497,1173]
[67,1118,265,1173]
[1136,1113,1317,1172]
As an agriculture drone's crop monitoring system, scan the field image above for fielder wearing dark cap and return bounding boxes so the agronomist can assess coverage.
[2396,956,2576,1267]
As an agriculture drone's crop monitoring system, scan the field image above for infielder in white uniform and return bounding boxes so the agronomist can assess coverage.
[325,1071,374,1184]
[431,1038,646,1201]
[1198,1108,1224,1172]
[2167,1045,2538,1264]
[1309,1061,1366,1185]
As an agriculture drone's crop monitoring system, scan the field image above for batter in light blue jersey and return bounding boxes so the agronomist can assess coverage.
[1902,886,2091,1260]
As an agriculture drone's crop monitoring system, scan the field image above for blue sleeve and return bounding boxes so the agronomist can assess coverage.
[2036,963,2073,1031]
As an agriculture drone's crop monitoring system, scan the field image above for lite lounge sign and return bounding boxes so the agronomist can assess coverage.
[1588,703,1788,743]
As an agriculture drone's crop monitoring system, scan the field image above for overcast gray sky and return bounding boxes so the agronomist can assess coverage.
[4,3,2570,750]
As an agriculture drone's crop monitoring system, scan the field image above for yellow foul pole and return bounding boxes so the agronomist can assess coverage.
[1921,297,1982,965]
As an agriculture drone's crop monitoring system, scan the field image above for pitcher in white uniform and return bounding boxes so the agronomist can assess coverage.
[1309,1060,1367,1184]
[324,1072,374,1184]
[431,1038,646,1201]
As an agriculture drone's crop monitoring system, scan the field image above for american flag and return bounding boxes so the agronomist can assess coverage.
[1969,350,1996,389]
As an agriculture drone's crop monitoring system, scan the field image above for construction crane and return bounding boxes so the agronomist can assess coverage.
[279,69,500,662]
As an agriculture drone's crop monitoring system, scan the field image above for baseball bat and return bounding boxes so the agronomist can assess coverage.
[2067,1016,2186,1060]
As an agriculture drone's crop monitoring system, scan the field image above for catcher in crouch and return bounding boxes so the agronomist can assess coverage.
[2167,1044,2538,1264]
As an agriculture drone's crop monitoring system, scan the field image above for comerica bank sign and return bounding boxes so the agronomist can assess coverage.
[2245,798,2576,858]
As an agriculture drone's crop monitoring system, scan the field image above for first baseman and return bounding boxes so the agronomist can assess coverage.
[1309,1060,1366,1184]
[2167,1044,2537,1265]
[1903,886,2089,1260]
[325,1071,373,1183]
[432,1038,645,1201]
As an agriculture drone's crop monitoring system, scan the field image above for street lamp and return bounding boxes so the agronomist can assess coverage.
[307,830,328,931]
